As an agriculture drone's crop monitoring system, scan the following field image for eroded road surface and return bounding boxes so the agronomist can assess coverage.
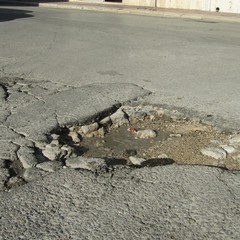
[0,6,240,240]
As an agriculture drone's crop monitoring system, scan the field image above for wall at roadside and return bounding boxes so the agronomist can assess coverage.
[123,0,240,13]
[70,0,240,13]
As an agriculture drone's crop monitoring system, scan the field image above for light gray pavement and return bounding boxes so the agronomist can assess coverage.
[1,165,240,240]
[0,6,240,239]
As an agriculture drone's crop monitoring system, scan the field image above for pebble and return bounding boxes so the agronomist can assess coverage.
[220,145,237,154]
[201,147,227,160]
[129,156,147,166]
[110,109,129,127]
[169,133,182,138]
[229,135,240,144]
[50,139,59,146]
[158,153,168,159]
[60,145,75,158]
[80,122,99,135]
[68,131,81,143]
[135,129,157,139]
[42,145,61,161]
[36,161,62,172]
[66,157,107,171]
[49,134,60,141]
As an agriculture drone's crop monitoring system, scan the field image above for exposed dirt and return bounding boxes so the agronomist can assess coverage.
[60,113,239,169]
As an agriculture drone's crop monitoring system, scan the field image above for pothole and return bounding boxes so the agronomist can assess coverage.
[5,105,240,191]
[47,105,240,170]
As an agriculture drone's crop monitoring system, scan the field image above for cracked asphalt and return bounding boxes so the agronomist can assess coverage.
[0,6,240,240]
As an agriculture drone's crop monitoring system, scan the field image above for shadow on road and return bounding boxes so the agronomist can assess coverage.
[0,8,33,22]
[0,0,68,6]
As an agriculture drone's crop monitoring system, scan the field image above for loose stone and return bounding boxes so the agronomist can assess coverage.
[110,109,129,127]
[129,156,147,166]
[135,129,157,139]
[201,147,227,160]
[80,122,99,135]
[22,167,47,182]
[36,161,62,172]
[68,131,81,143]
[158,153,168,158]
[169,133,182,138]
[229,135,240,144]
[17,147,38,169]
[42,145,61,161]
[60,145,75,158]
[49,134,60,141]
[220,145,237,154]
[99,116,111,126]
[65,157,107,171]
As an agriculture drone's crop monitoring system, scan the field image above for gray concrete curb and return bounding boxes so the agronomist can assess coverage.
[1,0,240,23]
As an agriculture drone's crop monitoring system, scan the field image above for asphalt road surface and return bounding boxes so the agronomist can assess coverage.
[0,6,240,240]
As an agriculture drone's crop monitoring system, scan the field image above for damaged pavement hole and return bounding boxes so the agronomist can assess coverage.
[44,105,240,171]
[6,105,240,191]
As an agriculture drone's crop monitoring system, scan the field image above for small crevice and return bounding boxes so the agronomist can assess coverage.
[0,83,10,101]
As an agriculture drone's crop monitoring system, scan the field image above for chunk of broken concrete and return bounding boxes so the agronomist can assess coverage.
[229,135,240,145]
[129,156,147,166]
[99,116,111,126]
[220,145,237,154]
[135,129,157,139]
[110,109,129,127]
[42,144,61,161]
[65,157,107,171]
[201,147,227,160]
[17,146,38,169]
[22,167,47,182]
[80,122,99,135]
[36,161,62,173]
[68,131,81,143]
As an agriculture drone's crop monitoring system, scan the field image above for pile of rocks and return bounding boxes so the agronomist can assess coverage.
[6,105,164,188]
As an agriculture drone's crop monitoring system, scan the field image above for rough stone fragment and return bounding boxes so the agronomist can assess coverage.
[229,135,240,144]
[158,153,169,158]
[129,156,147,166]
[220,145,237,154]
[36,161,62,173]
[68,131,81,143]
[66,157,107,171]
[17,147,38,169]
[99,116,111,126]
[22,168,47,182]
[169,133,182,138]
[0,141,18,161]
[49,134,60,141]
[80,122,99,134]
[42,144,61,161]
[110,109,129,127]
[201,147,227,160]
[50,140,59,146]
[97,127,105,137]
[60,145,75,158]
[135,129,157,139]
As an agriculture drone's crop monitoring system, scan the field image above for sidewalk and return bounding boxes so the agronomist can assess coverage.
[1,0,240,23]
